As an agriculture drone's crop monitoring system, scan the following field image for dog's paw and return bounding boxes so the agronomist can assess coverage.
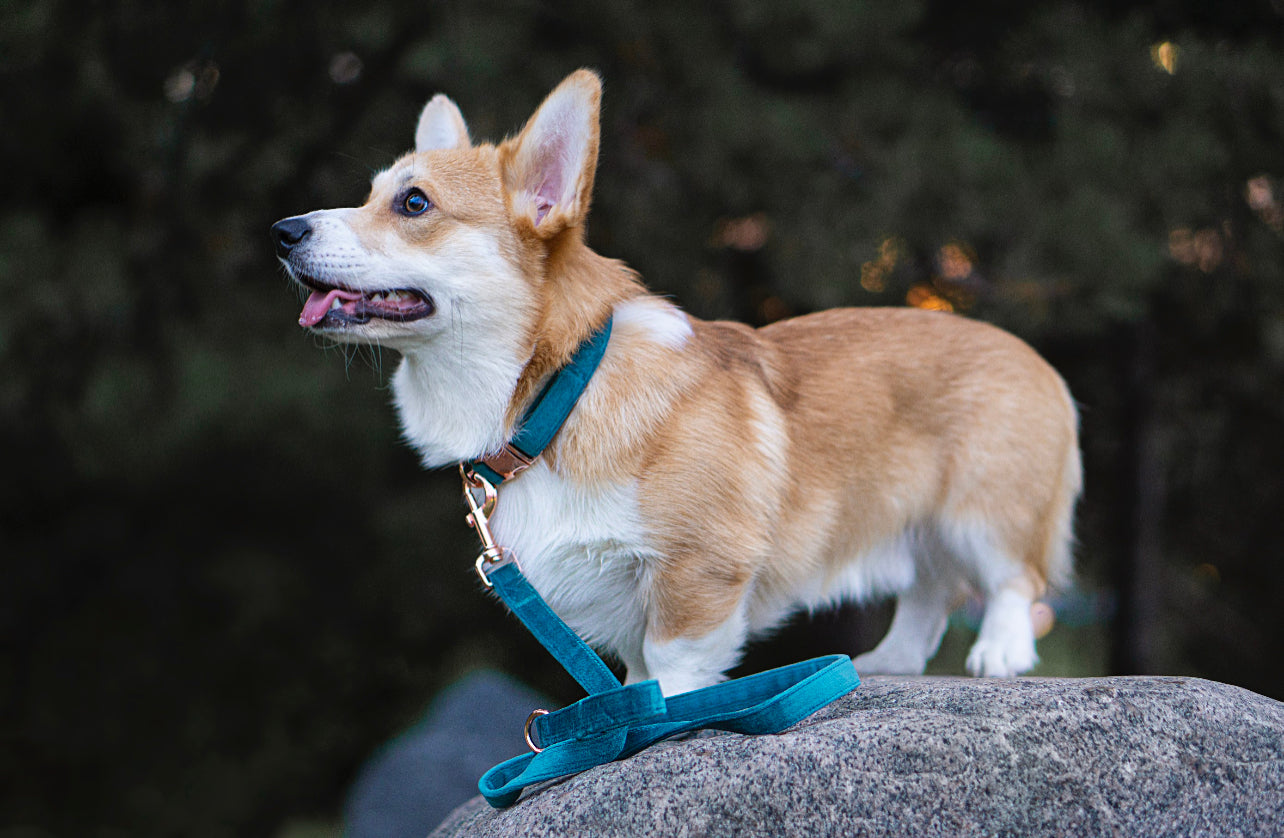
[852,648,928,675]
[965,635,1037,677]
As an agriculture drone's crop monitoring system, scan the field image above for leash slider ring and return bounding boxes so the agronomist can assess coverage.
[524,708,550,753]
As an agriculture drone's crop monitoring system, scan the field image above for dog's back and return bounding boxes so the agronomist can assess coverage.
[541,302,1080,691]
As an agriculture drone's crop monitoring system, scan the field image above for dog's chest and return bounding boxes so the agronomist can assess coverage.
[487,464,653,655]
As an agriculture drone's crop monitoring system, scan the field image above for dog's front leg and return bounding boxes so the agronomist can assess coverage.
[619,649,651,686]
[639,566,752,696]
[641,612,749,696]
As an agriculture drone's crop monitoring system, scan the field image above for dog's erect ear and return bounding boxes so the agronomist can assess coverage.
[501,69,602,237]
[415,94,471,152]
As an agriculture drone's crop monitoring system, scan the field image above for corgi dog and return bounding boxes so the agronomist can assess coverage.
[272,70,1081,696]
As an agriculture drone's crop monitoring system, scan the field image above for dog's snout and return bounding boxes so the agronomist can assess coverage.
[271,216,312,258]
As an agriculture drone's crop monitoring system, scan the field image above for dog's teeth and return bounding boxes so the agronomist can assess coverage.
[387,291,404,302]
[371,293,386,302]
[329,297,342,311]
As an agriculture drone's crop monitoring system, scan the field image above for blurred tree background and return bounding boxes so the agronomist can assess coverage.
[3,0,1283,834]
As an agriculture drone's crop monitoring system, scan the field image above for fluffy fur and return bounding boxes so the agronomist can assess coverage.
[273,70,1082,696]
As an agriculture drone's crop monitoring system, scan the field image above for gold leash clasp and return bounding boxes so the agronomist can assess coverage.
[460,465,518,587]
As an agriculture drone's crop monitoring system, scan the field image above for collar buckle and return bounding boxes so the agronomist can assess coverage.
[479,442,535,483]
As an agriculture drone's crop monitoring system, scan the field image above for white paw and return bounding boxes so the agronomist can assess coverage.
[965,635,1037,677]
[852,648,928,675]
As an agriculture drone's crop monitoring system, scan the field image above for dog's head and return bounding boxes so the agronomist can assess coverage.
[271,70,604,355]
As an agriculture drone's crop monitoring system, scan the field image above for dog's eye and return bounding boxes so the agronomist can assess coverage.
[400,189,431,217]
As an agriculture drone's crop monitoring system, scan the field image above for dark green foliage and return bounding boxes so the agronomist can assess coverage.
[3,1,1283,834]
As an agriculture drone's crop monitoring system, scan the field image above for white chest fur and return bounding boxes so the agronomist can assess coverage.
[486,463,655,663]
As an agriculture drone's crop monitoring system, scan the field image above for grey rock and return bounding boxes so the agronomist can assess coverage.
[429,675,1284,837]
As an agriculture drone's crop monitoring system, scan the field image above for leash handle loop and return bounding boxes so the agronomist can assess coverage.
[477,653,859,808]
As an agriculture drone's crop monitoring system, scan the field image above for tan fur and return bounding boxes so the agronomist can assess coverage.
[553,306,1079,643]
[275,69,1081,688]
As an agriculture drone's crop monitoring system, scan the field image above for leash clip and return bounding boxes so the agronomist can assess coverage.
[461,465,520,587]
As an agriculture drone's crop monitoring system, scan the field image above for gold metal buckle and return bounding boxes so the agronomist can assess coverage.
[461,465,520,587]
[524,708,550,753]
[479,443,535,482]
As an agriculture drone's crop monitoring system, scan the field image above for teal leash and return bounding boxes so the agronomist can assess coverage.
[470,551,860,808]
[459,314,860,809]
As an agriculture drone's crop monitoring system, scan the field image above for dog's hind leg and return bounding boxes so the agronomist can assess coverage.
[965,580,1038,677]
[940,520,1041,677]
[852,565,958,675]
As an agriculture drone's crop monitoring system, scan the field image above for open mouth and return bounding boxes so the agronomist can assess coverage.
[296,276,435,328]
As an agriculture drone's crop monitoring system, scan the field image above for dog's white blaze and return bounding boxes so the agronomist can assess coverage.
[289,200,537,346]
[489,462,654,663]
[611,296,692,349]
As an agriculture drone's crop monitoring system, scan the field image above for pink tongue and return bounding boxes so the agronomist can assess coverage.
[299,288,363,327]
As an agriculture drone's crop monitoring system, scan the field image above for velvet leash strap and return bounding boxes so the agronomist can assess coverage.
[484,561,620,695]
[478,560,861,808]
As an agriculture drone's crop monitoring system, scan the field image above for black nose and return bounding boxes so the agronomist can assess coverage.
[271,216,312,258]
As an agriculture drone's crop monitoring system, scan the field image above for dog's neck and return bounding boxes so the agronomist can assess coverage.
[507,233,644,429]
[393,233,643,470]
[392,331,527,470]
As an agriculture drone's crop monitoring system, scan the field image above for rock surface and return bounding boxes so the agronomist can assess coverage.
[430,675,1284,837]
